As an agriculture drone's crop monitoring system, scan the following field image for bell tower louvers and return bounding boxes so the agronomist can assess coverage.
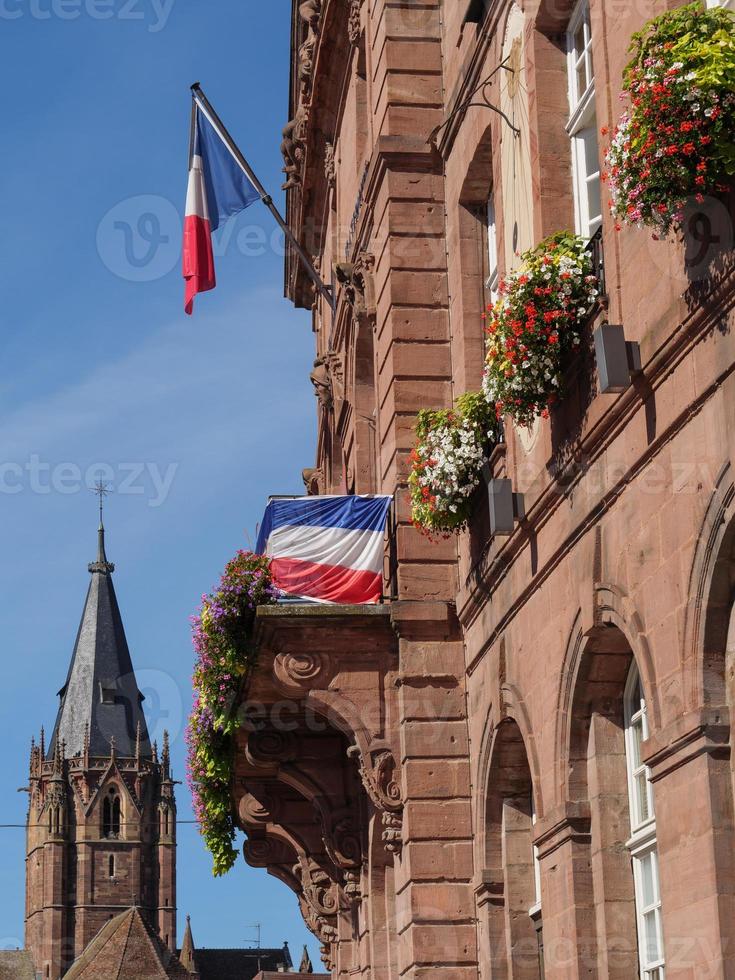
[25,523,177,980]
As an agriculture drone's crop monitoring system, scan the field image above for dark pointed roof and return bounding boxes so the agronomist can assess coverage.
[48,524,150,759]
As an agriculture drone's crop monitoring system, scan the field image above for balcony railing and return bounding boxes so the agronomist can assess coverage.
[587,226,606,300]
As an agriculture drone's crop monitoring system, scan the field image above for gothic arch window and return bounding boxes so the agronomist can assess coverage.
[103,787,122,839]
[624,663,665,980]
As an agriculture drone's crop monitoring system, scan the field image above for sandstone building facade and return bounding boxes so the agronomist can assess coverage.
[232,0,735,978]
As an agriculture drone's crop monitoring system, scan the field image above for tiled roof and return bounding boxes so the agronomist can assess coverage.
[64,907,189,979]
[0,951,35,980]
[194,948,290,980]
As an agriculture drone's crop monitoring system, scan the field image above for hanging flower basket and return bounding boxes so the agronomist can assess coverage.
[604,2,735,236]
[186,551,278,876]
[409,391,498,537]
[482,233,599,429]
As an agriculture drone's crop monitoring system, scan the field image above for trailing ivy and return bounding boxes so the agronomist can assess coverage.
[186,551,278,876]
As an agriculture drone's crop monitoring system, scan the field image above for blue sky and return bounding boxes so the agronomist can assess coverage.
[0,0,320,962]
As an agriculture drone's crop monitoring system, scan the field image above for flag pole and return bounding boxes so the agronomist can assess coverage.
[190,82,335,312]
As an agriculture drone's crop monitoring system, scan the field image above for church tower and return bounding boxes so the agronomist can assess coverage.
[25,520,177,980]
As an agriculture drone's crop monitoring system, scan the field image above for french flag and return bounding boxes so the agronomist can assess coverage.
[256,496,393,605]
[183,103,260,314]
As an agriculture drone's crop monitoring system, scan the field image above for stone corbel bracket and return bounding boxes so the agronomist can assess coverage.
[347,743,404,855]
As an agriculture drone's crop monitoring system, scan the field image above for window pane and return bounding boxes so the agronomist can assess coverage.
[636,773,650,823]
[574,23,585,60]
[644,911,660,962]
[576,60,587,101]
[631,717,644,768]
[640,852,656,907]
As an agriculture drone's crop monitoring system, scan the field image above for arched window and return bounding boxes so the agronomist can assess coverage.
[482,720,543,978]
[624,663,665,980]
[102,787,122,839]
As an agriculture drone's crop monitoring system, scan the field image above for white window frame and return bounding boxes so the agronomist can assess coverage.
[624,664,665,980]
[566,0,602,240]
[486,195,499,304]
[529,795,542,918]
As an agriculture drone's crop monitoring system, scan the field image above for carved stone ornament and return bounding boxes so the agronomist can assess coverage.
[382,810,403,854]
[324,142,336,189]
[281,101,309,191]
[335,252,376,317]
[348,745,404,855]
[302,466,324,496]
[343,868,362,905]
[273,651,331,697]
[299,29,318,86]
[245,730,297,769]
[299,0,322,31]
[349,746,402,814]
[238,789,279,827]
[296,857,341,920]
[243,835,294,869]
[309,357,333,409]
[322,812,362,871]
[320,942,335,972]
[348,0,363,44]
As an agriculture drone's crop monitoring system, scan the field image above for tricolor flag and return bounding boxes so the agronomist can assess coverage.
[256,495,393,605]
[183,103,260,314]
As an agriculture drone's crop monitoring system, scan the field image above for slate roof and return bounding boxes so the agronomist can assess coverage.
[64,907,189,980]
[0,951,35,980]
[48,526,150,759]
[192,947,292,980]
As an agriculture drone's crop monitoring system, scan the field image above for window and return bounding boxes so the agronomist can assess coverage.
[102,788,121,839]
[625,664,665,980]
[529,797,544,978]
[566,0,602,240]
[486,196,500,305]
[108,854,115,879]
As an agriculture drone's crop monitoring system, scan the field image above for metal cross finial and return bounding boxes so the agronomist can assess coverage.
[90,480,114,526]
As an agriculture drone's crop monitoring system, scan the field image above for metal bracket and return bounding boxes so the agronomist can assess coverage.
[428,55,520,146]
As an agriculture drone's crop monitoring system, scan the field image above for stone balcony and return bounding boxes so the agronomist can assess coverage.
[231,602,401,973]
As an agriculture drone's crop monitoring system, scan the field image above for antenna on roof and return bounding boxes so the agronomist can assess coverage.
[244,923,262,948]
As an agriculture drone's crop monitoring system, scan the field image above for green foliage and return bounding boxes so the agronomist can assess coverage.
[606,2,735,233]
[186,552,278,876]
[409,392,498,537]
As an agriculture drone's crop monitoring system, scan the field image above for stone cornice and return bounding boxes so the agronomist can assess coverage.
[642,707,731,783]
[533,801,592,861]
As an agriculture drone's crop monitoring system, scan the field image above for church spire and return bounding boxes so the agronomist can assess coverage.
[180,916,196,974]
[47,512,150,760]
